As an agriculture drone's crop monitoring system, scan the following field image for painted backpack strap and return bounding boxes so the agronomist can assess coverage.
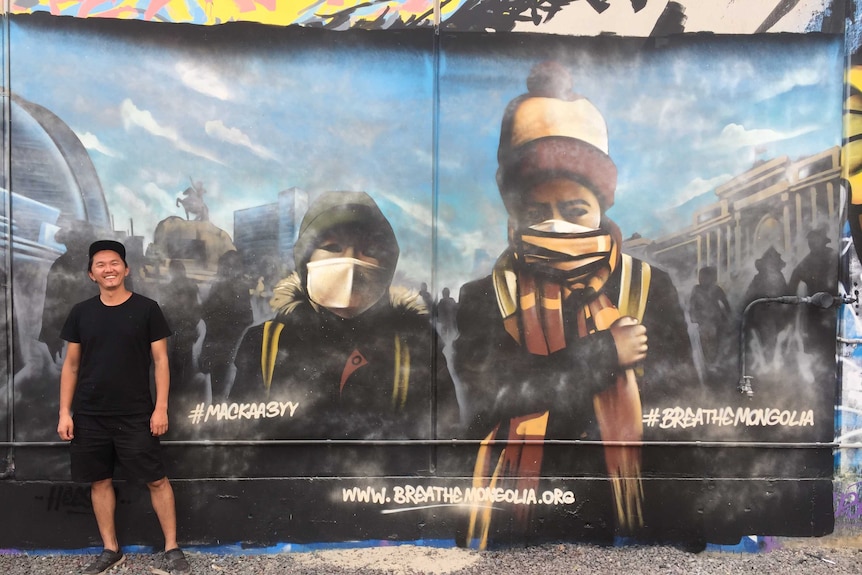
[391,334,411,409]
[617,253,651,322]
[617,253,651,379]
[260,320,285,396]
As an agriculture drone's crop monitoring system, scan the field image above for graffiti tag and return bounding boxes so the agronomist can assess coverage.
[187,401,299,424]
[835,482,862,522]
[40,485,91,514]
[643,407,815,429]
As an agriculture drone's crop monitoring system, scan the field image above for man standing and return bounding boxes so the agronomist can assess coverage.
[57,240,190,575]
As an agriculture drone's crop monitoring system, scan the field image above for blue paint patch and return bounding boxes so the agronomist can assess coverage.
[705,536,762,553]
[184,539,460,555]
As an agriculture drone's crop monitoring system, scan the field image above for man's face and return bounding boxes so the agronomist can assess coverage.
[516,178,602,230]
[88,250,129,290]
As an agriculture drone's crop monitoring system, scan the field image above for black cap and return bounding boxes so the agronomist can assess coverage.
[88,240,126,262]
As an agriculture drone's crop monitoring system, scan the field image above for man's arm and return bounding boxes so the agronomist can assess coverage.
[150,337,170,436]
[57,342,81,441]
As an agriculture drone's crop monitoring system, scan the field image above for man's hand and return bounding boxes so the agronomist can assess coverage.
[610,316,648,367]
[57,413,74,441]
[150,408,169,437]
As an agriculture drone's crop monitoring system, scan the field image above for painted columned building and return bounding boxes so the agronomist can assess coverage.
[629,146,841,300]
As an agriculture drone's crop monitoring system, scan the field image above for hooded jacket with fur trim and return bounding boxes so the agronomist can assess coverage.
[230,272,458,441]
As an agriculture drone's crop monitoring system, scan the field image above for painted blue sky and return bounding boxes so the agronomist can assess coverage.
[9,18,844,295]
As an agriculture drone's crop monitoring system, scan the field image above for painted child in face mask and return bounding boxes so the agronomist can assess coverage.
[230,191,458,445]
[453,62,697,546]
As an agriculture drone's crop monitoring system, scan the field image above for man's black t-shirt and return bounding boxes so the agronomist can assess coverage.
[60,293,172,416]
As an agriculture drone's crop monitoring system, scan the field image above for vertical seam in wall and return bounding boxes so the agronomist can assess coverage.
[2,1,14,454]
[430,0,441,473]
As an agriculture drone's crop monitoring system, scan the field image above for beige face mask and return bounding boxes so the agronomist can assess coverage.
[516,219,613,286]
[306,257,389,318]
[528,219,597,234]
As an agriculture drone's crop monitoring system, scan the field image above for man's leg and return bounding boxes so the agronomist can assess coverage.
[116,416,188,572]
[90,478,119,552]
[147,476,178,551]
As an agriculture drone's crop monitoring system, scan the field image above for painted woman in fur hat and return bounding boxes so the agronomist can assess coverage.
[453,62,697,547]
[231,191,458,441]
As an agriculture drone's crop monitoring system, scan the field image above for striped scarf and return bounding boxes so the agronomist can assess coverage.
[508,223,619,354]
[467,221,645,548]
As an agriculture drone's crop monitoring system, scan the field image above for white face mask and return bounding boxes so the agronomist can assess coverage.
[528,219,598,234]
[306,257,389,318]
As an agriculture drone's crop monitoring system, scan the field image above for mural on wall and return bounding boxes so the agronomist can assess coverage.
[7,0,843,34]
[437,32,843,546]
[446,58,700,545]
[0,9,850,548]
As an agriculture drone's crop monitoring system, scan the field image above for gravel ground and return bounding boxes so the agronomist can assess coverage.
[2,541,861,575]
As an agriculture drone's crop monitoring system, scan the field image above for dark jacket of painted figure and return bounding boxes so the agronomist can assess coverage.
[229,191,458,441]
[452,248,698,546]
[455,254,695,450]
[231,272,456,439]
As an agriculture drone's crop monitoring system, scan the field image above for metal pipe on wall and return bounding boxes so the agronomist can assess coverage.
[738,292,851,397]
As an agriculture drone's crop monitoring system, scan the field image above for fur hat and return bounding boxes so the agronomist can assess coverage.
[496,61,617,213]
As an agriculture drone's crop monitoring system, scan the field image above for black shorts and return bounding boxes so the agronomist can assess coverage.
[70,413,167,484]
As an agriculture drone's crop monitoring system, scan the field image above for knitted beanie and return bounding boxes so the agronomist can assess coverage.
[496,61,617,213]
